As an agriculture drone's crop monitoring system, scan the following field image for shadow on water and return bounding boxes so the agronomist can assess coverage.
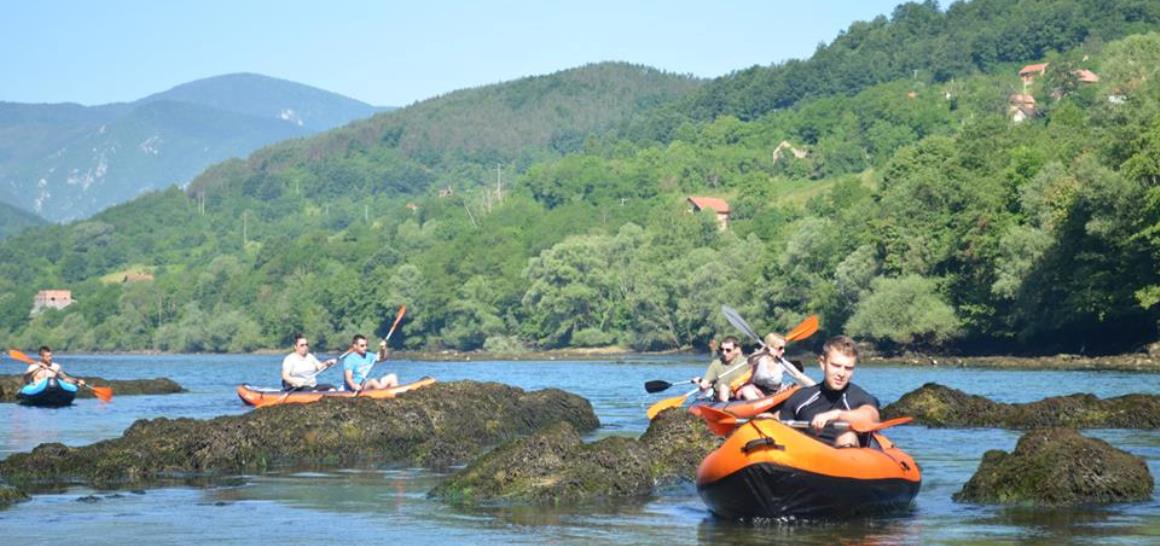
[695,509,923,545]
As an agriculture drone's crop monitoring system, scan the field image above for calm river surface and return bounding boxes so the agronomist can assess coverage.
[0,354,1157,544]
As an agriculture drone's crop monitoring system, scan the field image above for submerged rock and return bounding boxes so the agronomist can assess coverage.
[882,383,1160,429]
[0,375,184,402]
[430,409,721,505]
[954,428,1153,505]
[0,484,28,508]
[0,381,597,491]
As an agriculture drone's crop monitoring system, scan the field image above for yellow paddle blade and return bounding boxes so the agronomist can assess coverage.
[785,315,819,342]
[646,389,694,420]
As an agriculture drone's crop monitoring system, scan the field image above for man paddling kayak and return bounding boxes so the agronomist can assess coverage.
[696,336,747,402]
[23,346,86,389]
[342,334,397,392]
[779,335,879,448]
[281,333,337,392]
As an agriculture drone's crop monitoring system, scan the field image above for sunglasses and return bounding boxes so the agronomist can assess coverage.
[719,346,737,353]
[296,342,309,347]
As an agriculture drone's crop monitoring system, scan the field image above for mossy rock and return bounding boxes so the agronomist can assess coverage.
[0,484,29,508]
[882,383,1160,429]
[0,381,598,491]
[954,428,1154,505]
[431,409,722,505]
[0,375,184,402]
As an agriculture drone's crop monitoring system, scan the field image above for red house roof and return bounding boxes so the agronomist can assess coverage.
[687,196,730,214]
[1019,63,1049,76]
[1073,69,1099,83]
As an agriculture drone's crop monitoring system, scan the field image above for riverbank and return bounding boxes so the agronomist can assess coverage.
[389,347,1160,372]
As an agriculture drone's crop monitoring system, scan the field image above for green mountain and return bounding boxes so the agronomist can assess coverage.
[2,1,1160,357]
[0,74,385,222]
[0,200,46,239]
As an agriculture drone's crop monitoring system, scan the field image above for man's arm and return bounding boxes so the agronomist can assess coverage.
[376,339,389,363]
[809,404,880,432]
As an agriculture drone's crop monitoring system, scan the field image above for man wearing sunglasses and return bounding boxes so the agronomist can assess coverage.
[695,336,747,402]
[342,334,397,392]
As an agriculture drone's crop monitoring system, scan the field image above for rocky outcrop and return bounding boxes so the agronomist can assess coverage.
[881,383,1160,429]
[954,428,1153,505]
[0,381,598,491]
[0,375,184,402]
[430,409,721,505]
[0,484,28,508]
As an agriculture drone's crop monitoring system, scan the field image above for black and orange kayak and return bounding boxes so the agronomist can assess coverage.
[236,376,436,407]
[693,393,921,519]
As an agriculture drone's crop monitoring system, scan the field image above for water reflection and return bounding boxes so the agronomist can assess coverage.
[696,510,923,545]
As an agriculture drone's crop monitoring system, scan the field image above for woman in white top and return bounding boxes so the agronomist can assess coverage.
[736,333,816,400]
[281,334,337,391]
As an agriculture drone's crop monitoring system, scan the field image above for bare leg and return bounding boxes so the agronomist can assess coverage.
[736,385,762,401]
[834,431,859,448]
[365,373,399,390]
[715,383,731,402]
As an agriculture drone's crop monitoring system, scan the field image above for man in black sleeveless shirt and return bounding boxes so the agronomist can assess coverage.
[779,335,879,447]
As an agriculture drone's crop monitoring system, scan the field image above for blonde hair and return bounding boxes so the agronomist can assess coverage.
[764,333,786,349]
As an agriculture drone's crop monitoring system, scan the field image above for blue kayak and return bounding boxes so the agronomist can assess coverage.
[17,378,78,407]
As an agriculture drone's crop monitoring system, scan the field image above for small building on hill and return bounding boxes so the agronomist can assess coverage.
[687,196,731,231]
[1008,94,1037,123]
[772,140,809,163]
[32,290,72,315]
[1073,69,1100,83]
[1019,63,1049,86]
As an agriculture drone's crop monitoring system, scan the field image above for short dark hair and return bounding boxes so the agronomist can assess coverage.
[352,334,367,345]
[39,345,52,355]
[821,335,858,360]
[721,336,740,347]
[292,333,306,345]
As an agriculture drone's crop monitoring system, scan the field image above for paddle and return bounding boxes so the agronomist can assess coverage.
[355,305,407,394]
[8,348,113,402]
[696,405,913,436]
[722,306,818,389]
[644,379,694,394]
[253,350,346,409]
[644,312,818,420]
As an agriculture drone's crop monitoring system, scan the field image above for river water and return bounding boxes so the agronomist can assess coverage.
[0,354,1157,544]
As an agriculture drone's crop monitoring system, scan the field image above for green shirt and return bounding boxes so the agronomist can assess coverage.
[703,352,748,387]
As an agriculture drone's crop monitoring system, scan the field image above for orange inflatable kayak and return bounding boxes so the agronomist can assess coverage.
[694,396,921,519]
[236,376,436,407]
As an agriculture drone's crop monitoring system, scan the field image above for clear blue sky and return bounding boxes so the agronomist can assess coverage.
[2,0,905,107]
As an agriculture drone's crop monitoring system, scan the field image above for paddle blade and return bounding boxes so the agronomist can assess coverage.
[385,305,408,341]
[850,416,913,433]
[646,390,692,420]
[785,315,819,342]
[644,380,674,393]
[695,405,742,436]
[721,305,760,343]
[8,348,34,365]
[90,385,113,403]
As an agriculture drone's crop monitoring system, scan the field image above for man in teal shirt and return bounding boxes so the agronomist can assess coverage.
[342,334,397,391]
[696,336,747,402]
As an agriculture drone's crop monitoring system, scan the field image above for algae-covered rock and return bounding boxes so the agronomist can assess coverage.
[882,383,1160,429]
[0,375,184,402]
[0,484,29,508]
[954,428,1154,505]
[0,381,597,490]
[430,422,654,505]
[431,409,721,505]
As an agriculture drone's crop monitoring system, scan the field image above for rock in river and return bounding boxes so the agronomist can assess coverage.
[430,408,721,505]
[954,427,1154,505]
[0,381,598,491]
[881,383,1160,429]
[0,375,184,402]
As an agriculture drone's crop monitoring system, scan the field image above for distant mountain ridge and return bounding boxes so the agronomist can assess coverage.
[0,73,386,222]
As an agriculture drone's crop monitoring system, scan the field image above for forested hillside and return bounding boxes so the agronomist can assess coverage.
[1,1,1159,357]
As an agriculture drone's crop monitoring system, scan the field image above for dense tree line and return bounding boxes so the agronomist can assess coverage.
[1,9,1159,356]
